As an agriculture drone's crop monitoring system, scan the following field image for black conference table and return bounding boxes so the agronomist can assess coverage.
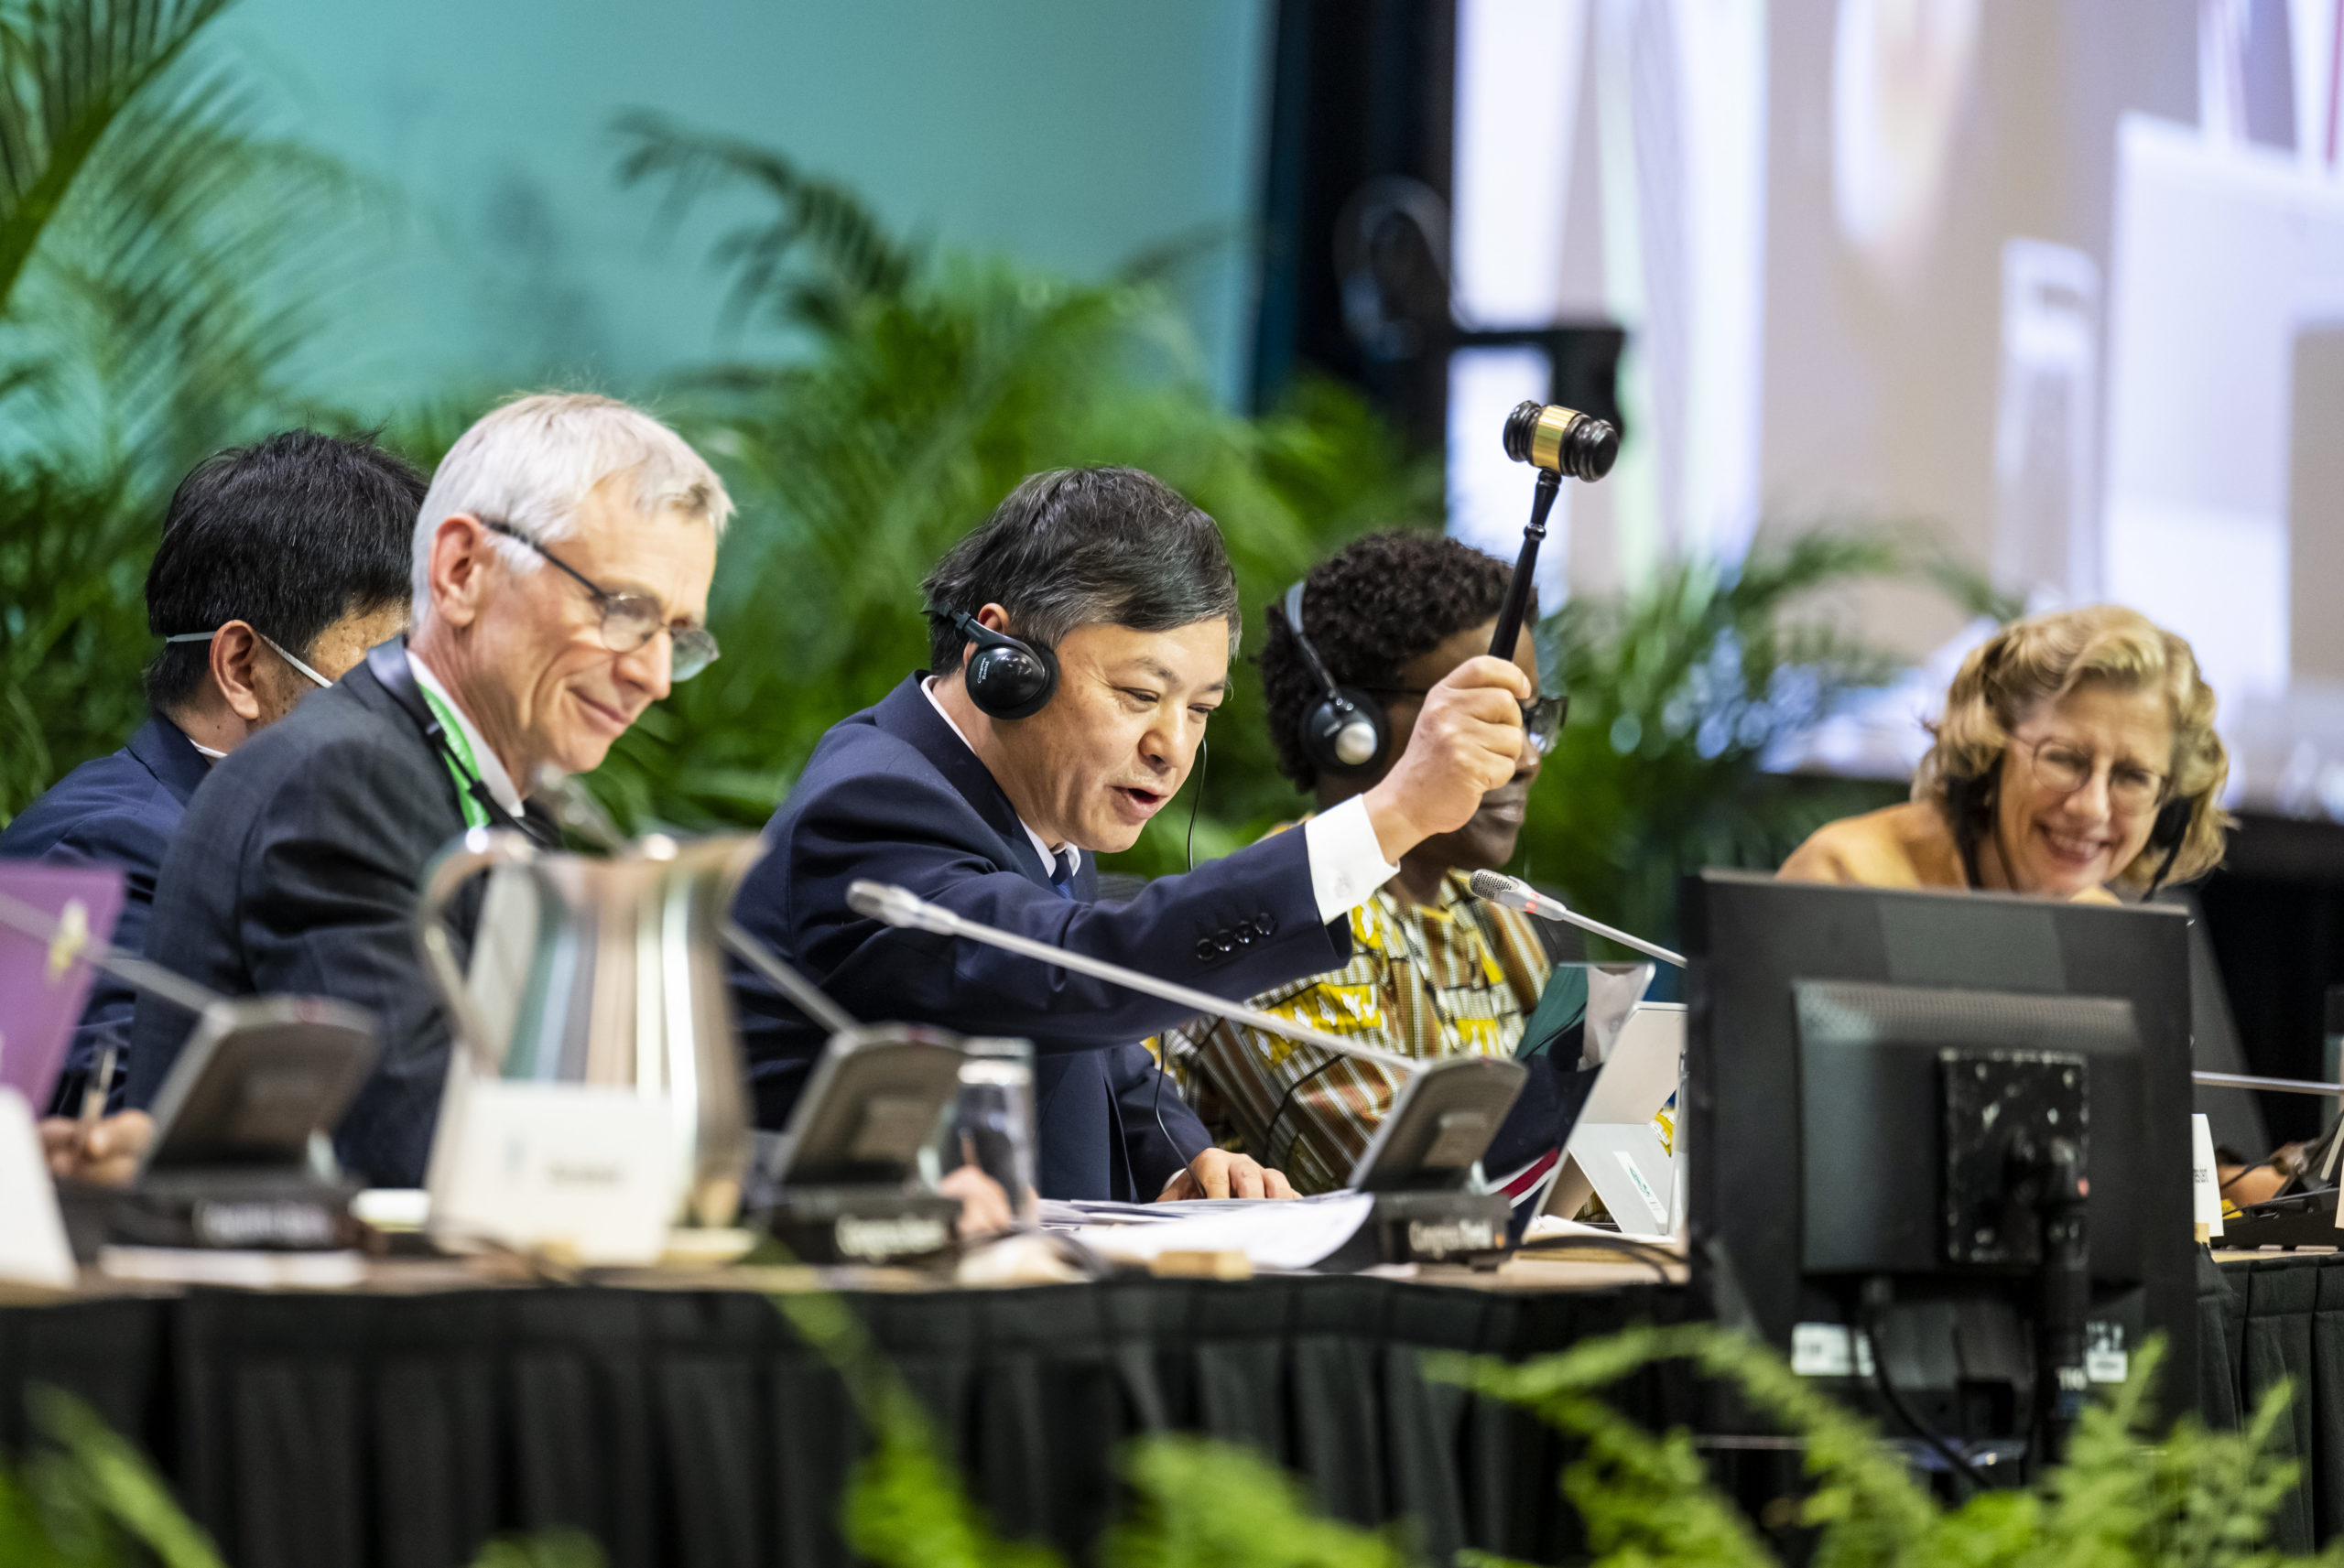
[0,1247,2320,1568]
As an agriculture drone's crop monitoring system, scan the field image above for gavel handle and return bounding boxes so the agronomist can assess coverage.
[1489,469,1562,658]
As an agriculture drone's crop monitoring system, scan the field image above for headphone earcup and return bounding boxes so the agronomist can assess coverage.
[1301,687,1389,778]
[2151,795,2191,852]
[964,639,1059,720]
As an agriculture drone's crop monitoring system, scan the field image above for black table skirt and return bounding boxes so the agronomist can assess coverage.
[0,1276,1685,1568]
[2208,1249,2344,1554]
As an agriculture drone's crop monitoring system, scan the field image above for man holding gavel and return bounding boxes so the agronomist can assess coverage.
[729,467,1532,1203]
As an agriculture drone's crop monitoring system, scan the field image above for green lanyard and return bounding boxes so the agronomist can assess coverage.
[417,682,492,830]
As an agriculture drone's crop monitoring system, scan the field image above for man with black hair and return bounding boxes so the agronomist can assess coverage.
[1157,529,1568,1195]
[2,430,423,1179]
[730,469,1533,1203]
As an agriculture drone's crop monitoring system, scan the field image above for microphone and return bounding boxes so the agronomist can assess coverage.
[1467,871,1686,968]
[846,879,1424,1076]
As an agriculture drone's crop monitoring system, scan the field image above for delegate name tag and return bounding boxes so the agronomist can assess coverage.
[2190,1112,2223,1241]
[428,1079,678,1265]
[0,1087,78,1289]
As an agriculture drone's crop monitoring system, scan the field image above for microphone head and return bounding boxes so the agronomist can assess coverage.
[846,880,950,934]
[1467,869,1528,908]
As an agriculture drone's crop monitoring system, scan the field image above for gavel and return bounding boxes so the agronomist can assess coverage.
[1486,401,1618,660]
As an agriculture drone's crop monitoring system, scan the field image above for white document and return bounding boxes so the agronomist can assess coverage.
[2190,1112,2225,1238]
[1059,1192,1373,1272]
[0,1087,76,1289]
[428,1079,678,1265]
[97,1247,365,1290]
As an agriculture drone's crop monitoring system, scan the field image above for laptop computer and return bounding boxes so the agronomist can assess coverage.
[0,861,126,1108]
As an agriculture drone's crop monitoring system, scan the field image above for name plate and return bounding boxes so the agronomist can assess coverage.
[2190,1112,2223,1240]
[429,1080,677,1265]
[0,1087,76,1288]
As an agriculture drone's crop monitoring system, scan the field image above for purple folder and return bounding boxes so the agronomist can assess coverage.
[0,860,126,1106]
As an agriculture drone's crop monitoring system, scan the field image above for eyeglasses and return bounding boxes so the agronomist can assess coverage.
[162,628,331,689]
[2011,735,2168,814]
[1361,687,1568,755]
[483,520,720,681]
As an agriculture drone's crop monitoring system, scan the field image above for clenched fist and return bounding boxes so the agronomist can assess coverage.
[1360,654,1530,861]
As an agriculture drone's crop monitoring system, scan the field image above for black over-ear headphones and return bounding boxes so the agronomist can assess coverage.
[947,610,1059,720]
[1275,579,1389,778]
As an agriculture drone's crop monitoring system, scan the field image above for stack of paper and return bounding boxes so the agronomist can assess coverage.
[1041,1192,1373,1272]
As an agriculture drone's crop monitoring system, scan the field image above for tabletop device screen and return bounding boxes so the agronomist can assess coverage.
[0,861,126,1107]
[140,996,381,1173]
[765,1023,969,1189]
[1684,873,2197,1444]
[1348,1054,1527,1194]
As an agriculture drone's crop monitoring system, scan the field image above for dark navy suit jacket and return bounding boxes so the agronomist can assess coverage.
[732,676,1353,1201]
[0,716,210,1112]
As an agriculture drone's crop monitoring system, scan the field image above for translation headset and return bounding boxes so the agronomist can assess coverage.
[1947,769,2192,897]
[1274,579,1390,779]
[947,610,1060,721]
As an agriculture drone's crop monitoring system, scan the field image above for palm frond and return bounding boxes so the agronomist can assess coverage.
[0,0,232,312]
[613,109,915,334]
[2,63,364,477]
[591,155,1436,857]
[0,0,374,814]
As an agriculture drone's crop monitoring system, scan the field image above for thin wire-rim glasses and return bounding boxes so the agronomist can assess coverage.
[483,519,720,681]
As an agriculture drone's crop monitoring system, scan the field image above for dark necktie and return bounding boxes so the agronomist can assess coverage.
[516,797,564,852]
[1047,853,1074,902]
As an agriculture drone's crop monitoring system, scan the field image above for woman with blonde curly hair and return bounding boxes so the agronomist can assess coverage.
[1780,604,2230,901]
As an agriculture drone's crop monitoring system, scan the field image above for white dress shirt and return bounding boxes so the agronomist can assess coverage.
[408,651,525,815]
[919,676,1398,922]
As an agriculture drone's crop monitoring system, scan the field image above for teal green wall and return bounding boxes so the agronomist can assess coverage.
[222,0,1273,409]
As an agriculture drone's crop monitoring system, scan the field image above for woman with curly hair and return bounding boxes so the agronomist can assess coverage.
[1780,604,2231,902]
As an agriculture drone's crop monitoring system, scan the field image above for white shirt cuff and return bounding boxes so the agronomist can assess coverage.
[1302,795,1401,924]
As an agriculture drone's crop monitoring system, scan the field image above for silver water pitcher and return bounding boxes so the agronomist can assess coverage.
[414,827,765,1227]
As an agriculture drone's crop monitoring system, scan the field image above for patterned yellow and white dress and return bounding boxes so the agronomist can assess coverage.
[1156,867,1554,1195]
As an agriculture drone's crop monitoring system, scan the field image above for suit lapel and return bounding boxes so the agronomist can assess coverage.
[871,676,1139,1200]
[873,676,1057,890]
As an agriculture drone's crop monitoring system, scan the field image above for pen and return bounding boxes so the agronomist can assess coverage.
[77,1044,118,1155]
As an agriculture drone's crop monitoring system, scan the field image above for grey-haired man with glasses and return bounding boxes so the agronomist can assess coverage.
[126,394,732,1187]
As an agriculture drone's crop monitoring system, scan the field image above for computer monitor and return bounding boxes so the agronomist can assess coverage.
[1683,872,2197,1451]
